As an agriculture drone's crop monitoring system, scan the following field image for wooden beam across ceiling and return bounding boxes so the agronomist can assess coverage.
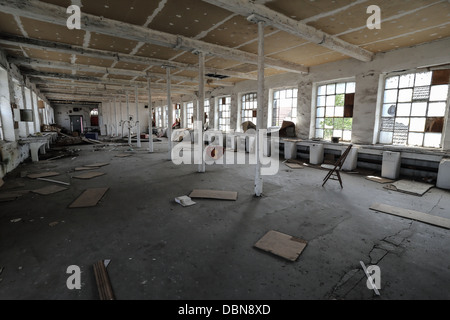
[202,0,374,62]
[0,34,258,81]
[0,0,308,74]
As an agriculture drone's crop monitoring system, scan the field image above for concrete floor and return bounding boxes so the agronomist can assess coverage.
[0,139,449,300]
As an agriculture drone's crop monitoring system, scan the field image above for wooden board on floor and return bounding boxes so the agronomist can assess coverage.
[73,172,106,180]
[32,185,68,195]
[69,188,109,208]
[384,180,433,196]
[370,203,450,230]
[189,189,238,201]
[115,154,132,158]
[366,176,395,184]
[75,167,99,171]
[85,163,110,168]
[285,162,304,169]
[93,260,115,300]
[254,230,308,262]
[28,172,60,179]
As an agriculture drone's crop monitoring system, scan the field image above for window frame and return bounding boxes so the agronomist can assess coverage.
[240,92,258,126]
[271,87,298,127]
[186,102,194,129]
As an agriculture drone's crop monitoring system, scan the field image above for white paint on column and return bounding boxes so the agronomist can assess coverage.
[198,52,205,173]
[255,21,265,197]
[148,77,154,153]
[135,86,141,148]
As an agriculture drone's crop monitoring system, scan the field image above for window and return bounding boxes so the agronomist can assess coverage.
[380,70,449,148]
[315,81,355,141]
[156,108,162,127]
[218,96,231,132]
[186,102,194,129]
[204,100,210,123]
[175,104,181,122]
[272,88,298,126]
[241,92,257,125]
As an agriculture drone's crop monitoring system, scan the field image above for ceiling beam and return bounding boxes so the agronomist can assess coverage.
[0,0,308,74]
[0,34,258,80]
[202,0,373,62]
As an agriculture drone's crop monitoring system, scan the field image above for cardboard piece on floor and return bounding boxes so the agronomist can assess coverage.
[175,196,196,207]
[75,167,99,171]
[254,230,308,262]
[189,189,238,201]
[285,162,304,169]
[32,185,68,195]
[28,172,60,179]
[115,154,131,158]
[370,203,450,230]
[366,176,395,184]
[73,172,106,180]
[69,188,109,208]
[384,180,433,196]
[85,163,109,168]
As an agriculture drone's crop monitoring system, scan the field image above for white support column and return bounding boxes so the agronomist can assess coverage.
[120,99,124,138]
[147,77,154,153]
[255,20,265,197]
[21,85,29,136]
[114,97,118,137]
[198,52,206,173]
[166,68,173,160]
[126,91,131,146]
[135,86,141,148]
[29,87,36,134]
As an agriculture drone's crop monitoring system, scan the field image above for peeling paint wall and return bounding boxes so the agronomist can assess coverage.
[0,141,29,179]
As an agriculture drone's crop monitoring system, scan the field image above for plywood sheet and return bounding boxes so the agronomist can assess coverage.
[0,12,25,35]
[384,180,433,196]
[370,203,450,230]
[285,163,304,169]
[69,188,109,208]
[28,172,60,179]
[73,172,106,180]
[366,176,395,184]
[85,163,110,168]
[254,230,307,262]
[189,189,237,201]
[75,167,100,171]
[32,185,68,195]
[75,56,114,68]
[269,43,333,63]
[135,43,180,61]
[89,32,139,55]
[239,30,308,56]
[23,48,73,64]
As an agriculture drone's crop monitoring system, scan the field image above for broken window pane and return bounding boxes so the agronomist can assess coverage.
[316,118,324,129]
[334,118,344,130]
[335,94,345,106]
[425,117,444,133]
[427,102,446,117]
[429,85,449,101]
[382,104,396,117]
[424,133,442,148]
[414,72,432,86]
[385,76,399,89]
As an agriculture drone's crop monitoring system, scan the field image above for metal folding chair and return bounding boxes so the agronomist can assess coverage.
[322,144,353,188]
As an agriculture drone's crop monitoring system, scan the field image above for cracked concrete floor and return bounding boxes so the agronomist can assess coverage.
[0,140,449,300]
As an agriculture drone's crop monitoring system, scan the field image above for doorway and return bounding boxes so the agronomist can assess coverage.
[70,115,83,134]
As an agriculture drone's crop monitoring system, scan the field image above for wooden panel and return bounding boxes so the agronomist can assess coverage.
[370,203,450,230]
[84,163,110,168]
[28,172,60,179]
[69,188,109,208]
[93,260,115,300]
[254,230,307,262]
[75,167,99,171]
[432,70,450,85]
[32,185,67,195]
[189,189,238,201]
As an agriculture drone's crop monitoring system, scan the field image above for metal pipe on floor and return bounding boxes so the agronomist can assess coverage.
[135,86,141,148]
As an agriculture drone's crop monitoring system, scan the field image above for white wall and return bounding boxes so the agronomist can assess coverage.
[54,103,97,133]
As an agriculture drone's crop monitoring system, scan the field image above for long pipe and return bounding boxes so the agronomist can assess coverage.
[255,21,265,197]
[135,86,141,148]
[147,77,154,153]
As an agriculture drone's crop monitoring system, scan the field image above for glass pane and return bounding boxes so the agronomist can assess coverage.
[286,90,292,98]
[381,118,395,132]
[324,118,334,129]
[324,129,333,140]
[317,96,326,107]
[427,102,446,117]
[335,94,345,106]
[325,107,335,117]
[423,133,442,148]
[335,107,344,117]
[343,118,353,131]
[316,118,324,129]
[346,82,356,93]
[408,132,424,147]
[382,104,396,117]
[273,91,279,99]
[414,72,432,86]
[385,76,399,89]
[317,85,326,96]
[333,130,343,138]
[399,73,415,88]
[396,103,411,117]
[336,83,346,94]
[379,131,393,144]
[326,95,335,106]
[342,130,352,141]
[316,107,325,117]
[393,118,410,145]
[315,129,324,138]
[334,118,344,130]
[409,118,426,132]
[384,89,398,103]
[326,84,336,95]
[411,102,427,116]
[413,86,430,101]
[429,85,449,101]
[398,89,413,102]
[395,117,410,128]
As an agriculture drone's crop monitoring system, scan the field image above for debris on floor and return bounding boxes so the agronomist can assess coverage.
[93,260,115,300]
[254,230,308,262]
[175,196,196,207]
[73,172,106,180]
[189,189,238,201]
[370,203,450,230]
[74,167,99,171]
[49,221,59,227]
[27,172,60,179]
[10,218,22,223]
[365,176,396,184]
[284,159,304,169]
[84,163,110,168]
[32,185,68,195]
[0,193,23,202]
[384,180,434,196]
[69,188,109,208]
[37,178,70,186]
[82,137,104,145]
